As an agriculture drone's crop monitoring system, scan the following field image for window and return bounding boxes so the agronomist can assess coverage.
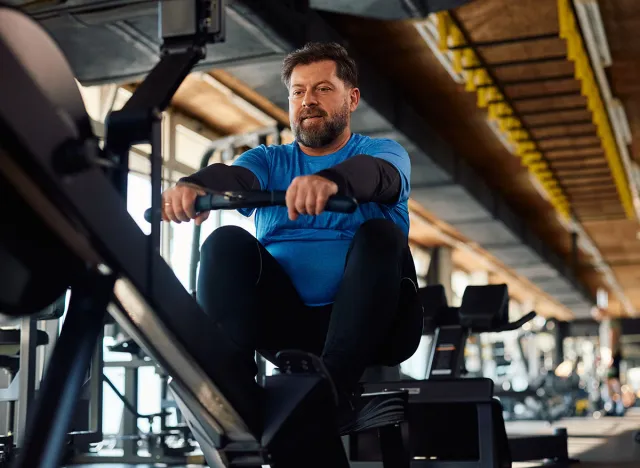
[175,123,212,169]
[127,172,152,235]
[451,270,469,307]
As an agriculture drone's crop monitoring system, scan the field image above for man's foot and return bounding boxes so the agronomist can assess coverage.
[274,350,339,404]
[273,351,407,434]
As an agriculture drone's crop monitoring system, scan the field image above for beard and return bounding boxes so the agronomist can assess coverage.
[292,100,350,148]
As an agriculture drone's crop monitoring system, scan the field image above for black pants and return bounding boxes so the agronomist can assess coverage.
[197,218,423,431]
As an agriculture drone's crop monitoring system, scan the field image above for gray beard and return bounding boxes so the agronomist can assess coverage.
[292,103,350,148]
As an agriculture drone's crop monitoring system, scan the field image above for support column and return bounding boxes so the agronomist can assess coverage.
[553,320,569,369]
[426,247,453,304]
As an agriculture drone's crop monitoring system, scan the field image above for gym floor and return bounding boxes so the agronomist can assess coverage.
[509,408,640,467]
[65,409,640,467]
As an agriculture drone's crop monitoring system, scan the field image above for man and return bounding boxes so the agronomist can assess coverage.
[161,42,423,433]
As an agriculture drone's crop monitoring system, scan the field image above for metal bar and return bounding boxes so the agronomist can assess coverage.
[449,32,559,50]
[149,116,162,298]
[579,213,626,221]
[13,270,114,468]
[189,147,216,293]
[562,181,614,190]
[509,90,583,103]
[569,193,620,202]
[69,454,194,465]
[15,317,37,447]
[550,161,606,169]
[565,185,618,194]
[122,367,139,456]
[463,53,567,71]
[528,132,596,142]
[89,332,104,439]
[539,143,602,151]
[555,171,611,181]
[513,104,588,117]
[526,119,593,130]
[477,73,576,88]
[544,148,604,158]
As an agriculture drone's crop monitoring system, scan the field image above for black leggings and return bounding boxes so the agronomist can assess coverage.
[197,218,423,429]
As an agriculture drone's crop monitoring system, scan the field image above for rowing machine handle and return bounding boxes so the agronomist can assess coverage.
[493,311,537,333]
[143,191,358,223]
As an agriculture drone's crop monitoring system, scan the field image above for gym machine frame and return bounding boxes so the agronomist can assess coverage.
[1,2,410,467]
[350,284,574,468]
[5,1,227,466]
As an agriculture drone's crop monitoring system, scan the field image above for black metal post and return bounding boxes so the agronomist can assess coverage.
[189,147,216,293]
[149,115,163,296]
[13,270,114,468]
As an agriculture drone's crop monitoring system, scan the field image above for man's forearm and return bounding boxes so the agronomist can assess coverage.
[316,154,402,204]
[179,163,260,191]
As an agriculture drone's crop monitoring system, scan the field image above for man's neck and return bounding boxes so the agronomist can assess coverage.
[299,129,352,156]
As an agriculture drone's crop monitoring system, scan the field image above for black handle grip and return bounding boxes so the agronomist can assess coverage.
[494,311,537,333]
[143,191,358,223]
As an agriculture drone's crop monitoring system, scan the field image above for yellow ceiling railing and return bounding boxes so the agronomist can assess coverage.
[558,0,635,219]
[435,11,572,219]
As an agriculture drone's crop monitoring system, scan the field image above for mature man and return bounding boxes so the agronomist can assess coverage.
[161,42,422,433]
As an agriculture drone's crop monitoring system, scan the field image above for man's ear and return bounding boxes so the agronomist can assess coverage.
[350,87,360,112]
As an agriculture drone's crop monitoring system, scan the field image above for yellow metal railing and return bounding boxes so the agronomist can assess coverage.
[435,12,572,218]
[557,0,634,219]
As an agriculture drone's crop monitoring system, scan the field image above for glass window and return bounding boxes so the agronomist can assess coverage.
[451,270,469,307]
[401,335,432,380]
[169,220,195,290]
[127,173,151,235]
[175,123,212,169]
[220,210,256,236]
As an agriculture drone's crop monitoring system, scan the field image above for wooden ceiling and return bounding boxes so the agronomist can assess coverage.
[325,0,640,316]
[453,0,625,221]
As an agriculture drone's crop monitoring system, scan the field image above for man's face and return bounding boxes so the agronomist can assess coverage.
[288,60,359,148]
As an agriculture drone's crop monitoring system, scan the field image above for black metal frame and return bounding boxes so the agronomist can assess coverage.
[2,2,227,467]
[351,285,573,467]
[14,271,114,468]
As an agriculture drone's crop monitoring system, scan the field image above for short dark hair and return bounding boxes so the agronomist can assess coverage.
[281,42,358,89]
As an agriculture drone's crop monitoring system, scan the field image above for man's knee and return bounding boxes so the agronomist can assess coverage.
[200,225,257,265]
[352,218,405,253]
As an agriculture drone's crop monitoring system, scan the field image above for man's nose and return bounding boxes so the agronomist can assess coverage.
[302,90,318,107]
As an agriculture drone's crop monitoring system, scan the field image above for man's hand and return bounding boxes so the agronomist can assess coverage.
[286,175,338,221]
[162,182,210,226]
